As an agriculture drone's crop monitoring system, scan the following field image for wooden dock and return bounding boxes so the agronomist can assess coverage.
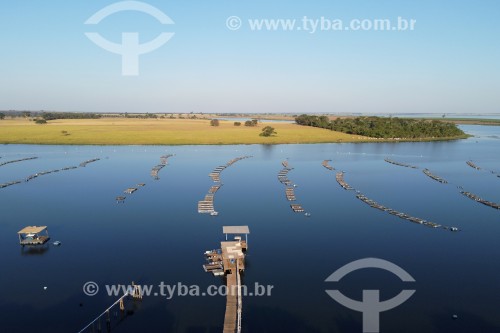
[224,272,238,333]
[203,226,249,333]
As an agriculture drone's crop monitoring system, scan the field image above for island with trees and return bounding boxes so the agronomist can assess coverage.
[295,115,467,140]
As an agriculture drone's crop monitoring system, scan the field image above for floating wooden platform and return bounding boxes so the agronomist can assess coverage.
[322,160,335,171]
[336,172,354,190]
[79,158,100,167]
[460,190,500,210]
[384,158,418,169]
[355,193,459,231]
[423,169,448,184]
[290,204,304,213]
[0,156,38,167]
[124,188,137,194]
[198,157,251,215]
[466,160,481,170]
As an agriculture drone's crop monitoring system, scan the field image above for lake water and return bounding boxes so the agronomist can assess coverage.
[1,125,499,333]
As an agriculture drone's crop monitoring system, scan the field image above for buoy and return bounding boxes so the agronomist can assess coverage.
[43,286,47,290]
[452,314,458,320]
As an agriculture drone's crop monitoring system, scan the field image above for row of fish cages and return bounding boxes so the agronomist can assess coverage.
[466,160,499,177]
[384,158,418,169]
[290,204,305,213]
[0,180,22,189]
[79,158,100,167]
[277,168,293,186]
[356,192,459,231]
[423,169,448,184]
[116,155,173,203]
[277,161,310,216]
[1,158,100,190]
[322,160,335,171]
[25,166,78,182]
[466,160,481,170]
[116,183,146,202]
[336,172,354,190]
[285,187,296,201]
[460,190,500,210]
[198,156,251,215]
[151,154,174,179]
[0,156,38,167]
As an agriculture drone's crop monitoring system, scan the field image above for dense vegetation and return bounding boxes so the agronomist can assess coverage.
[260,126,277,137]
[295,115,466,139]
[41,112,102,120]
[244,119,259,127]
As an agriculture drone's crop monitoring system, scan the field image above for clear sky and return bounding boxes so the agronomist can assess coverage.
[0,0,499,114]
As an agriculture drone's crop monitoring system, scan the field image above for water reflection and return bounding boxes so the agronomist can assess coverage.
[20,245,50,256]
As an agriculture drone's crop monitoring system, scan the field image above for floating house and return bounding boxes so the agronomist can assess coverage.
[18,226,50,246]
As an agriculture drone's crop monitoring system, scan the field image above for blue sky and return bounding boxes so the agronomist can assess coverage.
[0,0,499,114]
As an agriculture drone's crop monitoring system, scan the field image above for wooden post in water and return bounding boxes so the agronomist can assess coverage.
[119,296,125,311]
[106,310,111,332]
[132,281,142,300]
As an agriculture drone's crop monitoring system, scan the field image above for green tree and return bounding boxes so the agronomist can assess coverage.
[260,126,277,137]
[0,113,5,120]
[210,119,220,126]
[234,122,241,126]
[35,119,47,124]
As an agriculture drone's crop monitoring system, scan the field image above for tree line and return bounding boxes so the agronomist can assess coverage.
[295,114,465,139]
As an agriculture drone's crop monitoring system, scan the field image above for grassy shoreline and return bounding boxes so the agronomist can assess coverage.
[0,118,469,145]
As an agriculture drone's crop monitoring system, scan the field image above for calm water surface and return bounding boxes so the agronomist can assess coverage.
[1,125,499,333]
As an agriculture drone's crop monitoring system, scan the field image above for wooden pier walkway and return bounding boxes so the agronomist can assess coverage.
[204,227,249,333]
[223,272,239,333]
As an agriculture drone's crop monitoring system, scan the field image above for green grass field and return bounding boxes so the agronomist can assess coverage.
[0,118,372,145]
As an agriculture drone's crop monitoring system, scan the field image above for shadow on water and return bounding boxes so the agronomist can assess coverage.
[20,245,50,256]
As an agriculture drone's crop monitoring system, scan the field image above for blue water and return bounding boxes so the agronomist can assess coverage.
[0,125,499,333]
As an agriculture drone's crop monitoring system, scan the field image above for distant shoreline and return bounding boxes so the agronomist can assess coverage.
[0,118,470,145]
